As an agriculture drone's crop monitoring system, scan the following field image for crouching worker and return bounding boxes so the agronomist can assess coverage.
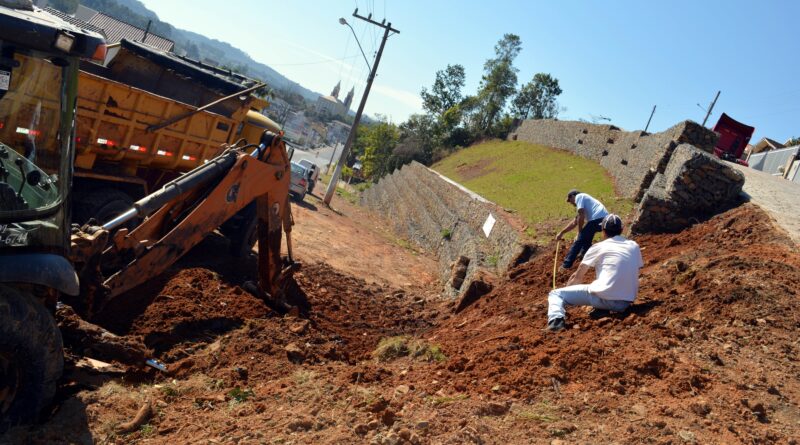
[546,214,643,332]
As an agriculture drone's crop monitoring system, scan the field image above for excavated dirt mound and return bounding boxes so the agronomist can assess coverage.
[419,203,800,443]
[5,204,799,444]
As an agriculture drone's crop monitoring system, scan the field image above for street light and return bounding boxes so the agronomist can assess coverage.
[323,12,399,206]
[340,17,372,71]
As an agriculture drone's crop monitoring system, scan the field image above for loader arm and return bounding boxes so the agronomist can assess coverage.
[72,132,294,315]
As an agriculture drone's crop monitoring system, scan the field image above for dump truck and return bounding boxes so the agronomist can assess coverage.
[68,38,283,255]
[0,2,295,430]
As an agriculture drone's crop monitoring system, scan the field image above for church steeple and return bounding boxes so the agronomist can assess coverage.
[331,81,341,99]
[343,86,355,110]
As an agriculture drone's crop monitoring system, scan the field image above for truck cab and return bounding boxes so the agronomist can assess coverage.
[0,0,105,430]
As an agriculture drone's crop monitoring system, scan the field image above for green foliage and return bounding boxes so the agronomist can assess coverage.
[373,336,447,363]
[427,393,469,406]
[227,387,255,404]
[361,120,400,179]
[139,424,155,436]
[433,141,634,238]
[440,228,452,239]
[421,64,466,116]
[512,73,563,120]
[472,34,522,135]
[785,137,800,147]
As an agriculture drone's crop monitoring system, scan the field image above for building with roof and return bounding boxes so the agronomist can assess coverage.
[315,81,354,119]
[36,1,174,51]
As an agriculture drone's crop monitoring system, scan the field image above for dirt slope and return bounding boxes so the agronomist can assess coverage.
[4,203,799,445]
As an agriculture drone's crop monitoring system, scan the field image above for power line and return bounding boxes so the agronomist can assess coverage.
[270,54,359,67]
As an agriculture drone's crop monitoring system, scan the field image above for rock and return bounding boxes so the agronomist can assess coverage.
[284,343,305,363]
[491,385,502,392]
[368,397,389,413]
[380,408,397,426]
[286,417,314,432]
[354,423,370,436]
[398,429,412,440]
[476,401,510,416]
[367,420,380,430]
[678,430,696,443]
[631,404,647,418]
[415,420,429,430]
[551,440,566,445]
[689,400,711,417]
[380,432,402,445]
[394,384,410,396]
[289,319,310,334]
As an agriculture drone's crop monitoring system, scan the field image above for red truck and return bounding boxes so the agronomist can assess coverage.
[712,113,754,166]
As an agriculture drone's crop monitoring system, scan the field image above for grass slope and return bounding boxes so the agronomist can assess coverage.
[432,140,634,240]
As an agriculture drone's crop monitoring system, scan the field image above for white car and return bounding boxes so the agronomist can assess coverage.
[297,159,320,193]
[289,162,309,200]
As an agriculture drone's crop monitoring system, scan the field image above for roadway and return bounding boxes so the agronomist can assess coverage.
[731,163,800,246]
[290,144,342,173]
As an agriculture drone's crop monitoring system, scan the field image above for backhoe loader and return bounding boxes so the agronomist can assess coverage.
[0,2,295,430]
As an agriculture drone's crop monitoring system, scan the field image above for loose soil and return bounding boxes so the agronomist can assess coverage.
[3,202,799,445]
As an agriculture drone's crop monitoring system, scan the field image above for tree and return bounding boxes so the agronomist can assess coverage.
[361,120,400,180]
[473,34,522,135]
[512,73,563,120]
[421,64,466,116]
[392,114,438,167]
[785,137,800,147]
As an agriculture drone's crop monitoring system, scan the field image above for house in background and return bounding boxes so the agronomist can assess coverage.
[35,1,175,51]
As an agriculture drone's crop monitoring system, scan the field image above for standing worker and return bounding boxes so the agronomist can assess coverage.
[546,214,643,332]
[556,189,609,271]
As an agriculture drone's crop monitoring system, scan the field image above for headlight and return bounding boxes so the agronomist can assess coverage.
[54,32,75,53]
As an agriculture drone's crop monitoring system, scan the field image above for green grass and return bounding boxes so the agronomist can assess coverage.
[426,393,469,406]
[433,140,634,240]
[373,336,447,363]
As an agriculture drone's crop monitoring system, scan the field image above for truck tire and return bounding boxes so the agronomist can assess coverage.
[74,189,134,226]
[0,285,63,432]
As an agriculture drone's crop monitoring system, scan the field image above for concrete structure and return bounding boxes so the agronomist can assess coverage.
[360,162,526,292]
[508,119,744,234]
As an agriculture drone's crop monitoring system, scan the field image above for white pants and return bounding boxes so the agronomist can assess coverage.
[547,284,631,322]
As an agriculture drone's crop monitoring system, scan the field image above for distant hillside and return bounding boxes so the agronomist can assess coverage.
[72,0,322,102]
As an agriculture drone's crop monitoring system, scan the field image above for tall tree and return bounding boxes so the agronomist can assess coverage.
[361,120,400,179]
[474,34,522,134]
[512,73,563,120]
[421,64,466,117]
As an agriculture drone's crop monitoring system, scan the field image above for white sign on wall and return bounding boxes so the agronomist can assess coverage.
[482,213,496,238]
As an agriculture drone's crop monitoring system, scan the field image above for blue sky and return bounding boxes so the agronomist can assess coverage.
[139,0,800,142]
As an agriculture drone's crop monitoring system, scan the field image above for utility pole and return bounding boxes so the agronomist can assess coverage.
[644,105,656,133]
[323,10,399,205]
[701,91,721,128]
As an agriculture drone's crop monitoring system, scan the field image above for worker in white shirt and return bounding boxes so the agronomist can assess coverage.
[556,190,609,271]
[547,214,643,332]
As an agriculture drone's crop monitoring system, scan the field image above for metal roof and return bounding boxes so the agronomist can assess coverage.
[87,12,174,51]
[42,6,104,35]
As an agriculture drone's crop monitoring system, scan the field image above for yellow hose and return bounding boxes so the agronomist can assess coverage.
[552,240,561,290]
